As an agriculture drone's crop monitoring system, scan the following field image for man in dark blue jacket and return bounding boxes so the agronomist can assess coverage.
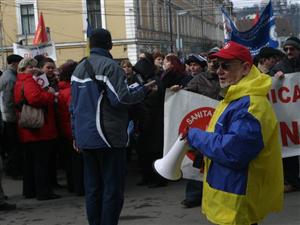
[70,28,149,225]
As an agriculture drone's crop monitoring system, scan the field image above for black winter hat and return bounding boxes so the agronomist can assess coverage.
[283,36,300,50]
[89,28,113,50]
[133,58,155,81]
[257,47,284,59]
[6,54,23,64]
[185,54,207,67]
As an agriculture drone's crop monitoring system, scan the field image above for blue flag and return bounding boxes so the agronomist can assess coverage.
[222,1,278,55]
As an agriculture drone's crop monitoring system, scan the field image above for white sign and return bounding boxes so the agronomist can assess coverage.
[268,73,300,158]
[164,89,218,180]
[13,41,57,60]
[32,73,49,89]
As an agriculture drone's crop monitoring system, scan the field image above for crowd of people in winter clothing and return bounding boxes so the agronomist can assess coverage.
[0,32,299,225]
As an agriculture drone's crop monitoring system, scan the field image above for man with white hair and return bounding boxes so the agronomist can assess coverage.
[186,41,283,225]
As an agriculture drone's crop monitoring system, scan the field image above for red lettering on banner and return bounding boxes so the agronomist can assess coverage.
[278,86,291,103]
[280,121,300,146]
[268,89,277,103]
[179,107,215,133]
[293,85,300,102]
[269,85,300,104]
[179,107,215,162]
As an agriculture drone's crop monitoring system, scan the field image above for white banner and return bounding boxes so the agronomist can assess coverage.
[164,89,218,180]
[269,72,300,158]
[164,74,300,179]
[13,41,57,60]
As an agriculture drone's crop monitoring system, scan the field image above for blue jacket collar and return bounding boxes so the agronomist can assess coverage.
[90,48,113,59]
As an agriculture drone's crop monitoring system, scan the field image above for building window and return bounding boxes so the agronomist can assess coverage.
[149,1,155,30]
[20,4,35,35]
[136,0,142,27]
[86,0,102,29]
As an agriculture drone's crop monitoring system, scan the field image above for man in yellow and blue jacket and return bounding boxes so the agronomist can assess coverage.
[186,41,283,225]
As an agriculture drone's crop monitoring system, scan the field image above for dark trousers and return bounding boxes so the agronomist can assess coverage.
[23,141,53,199]
[185,179,203,203]
[82,148,126,225]
[283,156,300,189]
[2,122,23,177]
[62,139,84,195]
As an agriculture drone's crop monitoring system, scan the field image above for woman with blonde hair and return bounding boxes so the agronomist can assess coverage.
[14,58,60,201]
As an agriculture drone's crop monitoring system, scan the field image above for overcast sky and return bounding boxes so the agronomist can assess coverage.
[231,0,299,8]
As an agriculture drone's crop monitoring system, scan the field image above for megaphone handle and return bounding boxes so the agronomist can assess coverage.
[180,126,190,140]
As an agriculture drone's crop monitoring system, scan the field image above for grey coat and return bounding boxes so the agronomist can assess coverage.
[0,67,17,122]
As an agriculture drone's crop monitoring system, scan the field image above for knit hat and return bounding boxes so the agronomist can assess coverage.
[283,36,300,50]
[133,58,155,81]
[185,54,207,67]
[89,28,113,50]
[18,58,38,72]
[209,41,253,65]
[257,47,284,59]
[208,47,220,56]
[6,54,23,64]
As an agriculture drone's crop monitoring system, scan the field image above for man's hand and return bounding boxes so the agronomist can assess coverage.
[274,71,285,79]
[180,126,190,141]
[73,140,80,153]
[48,87,56,94]
[170,85,182,92]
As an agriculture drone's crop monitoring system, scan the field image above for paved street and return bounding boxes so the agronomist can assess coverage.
[1,161,300,225]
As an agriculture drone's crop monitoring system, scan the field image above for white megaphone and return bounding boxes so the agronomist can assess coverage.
[153,135,188,181]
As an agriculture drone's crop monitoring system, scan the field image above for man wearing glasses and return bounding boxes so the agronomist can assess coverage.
[185,41,283,225]
[270,37,300,193]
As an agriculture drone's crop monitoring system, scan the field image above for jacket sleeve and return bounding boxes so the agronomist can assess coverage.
[23,78,55,107]
[102,62,147,107]
[187,113,264,170]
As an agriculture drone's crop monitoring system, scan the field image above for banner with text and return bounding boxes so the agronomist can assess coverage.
[13,41,57,61]
[164,89,218,180]
[268,72,300,158]
[164,75,300,179]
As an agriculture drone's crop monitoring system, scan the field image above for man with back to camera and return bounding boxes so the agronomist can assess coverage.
[185,41,283,225]
[70,28,152,225]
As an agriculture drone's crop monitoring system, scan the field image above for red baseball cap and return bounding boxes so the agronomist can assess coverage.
[209,41,253,65]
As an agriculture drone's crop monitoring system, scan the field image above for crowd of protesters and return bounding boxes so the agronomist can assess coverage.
[0,30,299,225]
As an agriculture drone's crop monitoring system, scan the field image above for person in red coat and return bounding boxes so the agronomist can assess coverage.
[57,60,84,195]
[14,58,60,201]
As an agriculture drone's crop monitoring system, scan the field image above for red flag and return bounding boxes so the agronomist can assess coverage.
[33,13,48,45]
[253,10,260,25]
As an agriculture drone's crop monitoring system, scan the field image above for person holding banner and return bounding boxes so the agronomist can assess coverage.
[255,47,284,75]
[185,41,283,225]
[269,36,300,193]
[171,50,221,208]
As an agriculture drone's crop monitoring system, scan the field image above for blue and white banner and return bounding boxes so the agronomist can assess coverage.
[222,1,278,55]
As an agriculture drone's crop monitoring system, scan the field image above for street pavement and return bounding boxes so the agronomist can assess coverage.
[1,161,300,225]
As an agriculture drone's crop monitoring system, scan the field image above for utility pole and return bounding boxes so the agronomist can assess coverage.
[0,0,5,70]
[168,0,173,52]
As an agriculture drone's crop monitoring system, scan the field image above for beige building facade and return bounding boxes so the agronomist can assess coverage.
[0,0,224,69]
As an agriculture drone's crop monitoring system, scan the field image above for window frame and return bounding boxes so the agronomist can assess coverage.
[16,0,38,39]
[86,0,102,30]
[20,4,35,35]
